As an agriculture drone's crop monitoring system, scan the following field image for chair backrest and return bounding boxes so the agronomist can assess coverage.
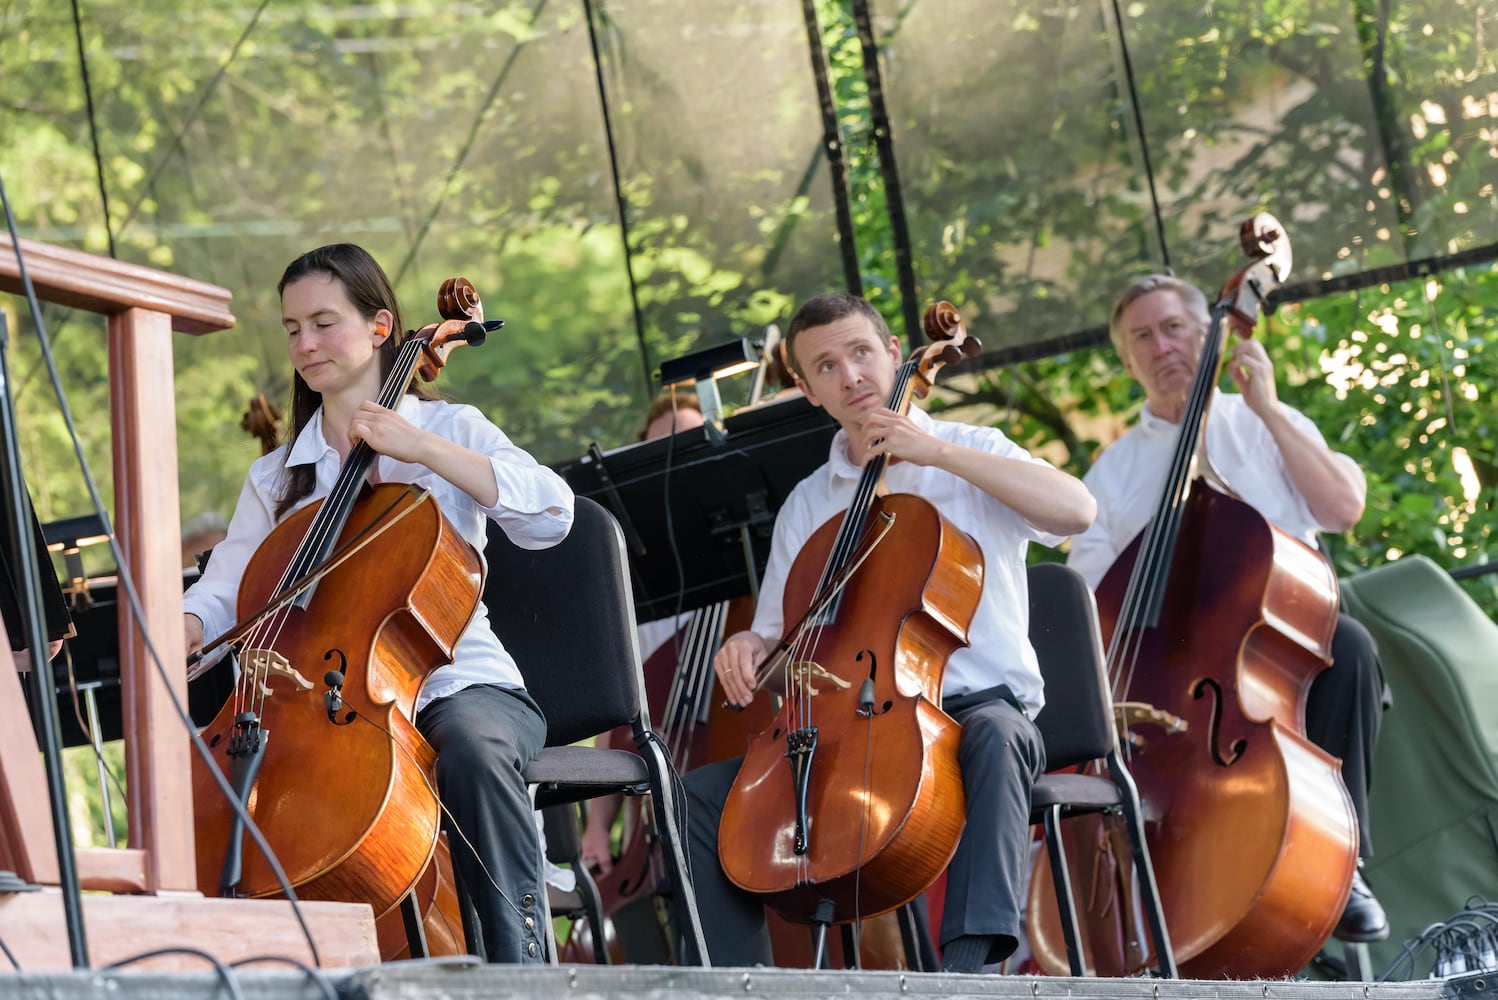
[1027,561,1116,769]
[482,496,646,747]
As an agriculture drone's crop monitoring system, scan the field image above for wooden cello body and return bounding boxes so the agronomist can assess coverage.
[718,302,982,926]
[719,494,975,921]
[1027,483,1357,976]
[190,484,482,910]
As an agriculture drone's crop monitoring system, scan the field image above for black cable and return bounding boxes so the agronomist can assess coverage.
[228,954,340,1000]
[582,0,656,399]
[67,0,116,260]
[108,0,272,241]
[0,170,324,968]
[0,932,21,971]
[103,947,244,1000]
[391,0,551,286]
[1106,0,1172,272]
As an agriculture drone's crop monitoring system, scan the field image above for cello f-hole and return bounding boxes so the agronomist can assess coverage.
[1190,678,1247,766]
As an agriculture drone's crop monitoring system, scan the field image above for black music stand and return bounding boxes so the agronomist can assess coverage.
[558,395,838,622]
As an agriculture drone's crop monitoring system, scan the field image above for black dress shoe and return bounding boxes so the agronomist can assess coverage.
[1334,867,1389,942]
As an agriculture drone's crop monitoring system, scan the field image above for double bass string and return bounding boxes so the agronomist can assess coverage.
[1106,305,1231,714]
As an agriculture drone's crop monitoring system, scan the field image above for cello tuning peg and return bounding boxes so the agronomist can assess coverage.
[940,344,963,366]
[961,337,982,358]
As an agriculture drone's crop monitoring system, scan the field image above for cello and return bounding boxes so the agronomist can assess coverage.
[1025,215,1358,977]
[717,302,981,927]
[190,278,491,957]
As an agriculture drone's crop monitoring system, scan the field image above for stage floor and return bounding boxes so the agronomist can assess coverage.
[1,962,1493,1000]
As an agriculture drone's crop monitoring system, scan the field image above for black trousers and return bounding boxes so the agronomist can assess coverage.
[416,683,548,963]
[683,695,1045,967]
[1305,612,1385,859]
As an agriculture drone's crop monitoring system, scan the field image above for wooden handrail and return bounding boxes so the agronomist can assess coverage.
[0,234,234,335]
[0,232,235,892]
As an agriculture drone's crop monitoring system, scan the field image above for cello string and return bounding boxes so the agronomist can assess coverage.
[241,339,427,731]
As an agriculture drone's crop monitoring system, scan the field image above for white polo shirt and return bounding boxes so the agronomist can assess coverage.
[748,407,1064,716]
[1068,391,1363,590]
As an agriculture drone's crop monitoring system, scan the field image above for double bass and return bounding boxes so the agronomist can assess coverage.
[717,302,981,927]
[190,278,492,958]
[1026,216,1358,977]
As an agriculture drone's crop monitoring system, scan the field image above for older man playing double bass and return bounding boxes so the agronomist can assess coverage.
[1067,274,1388,943]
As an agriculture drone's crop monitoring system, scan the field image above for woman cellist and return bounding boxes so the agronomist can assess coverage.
[687,291,1095,972]
[182,243,574,963]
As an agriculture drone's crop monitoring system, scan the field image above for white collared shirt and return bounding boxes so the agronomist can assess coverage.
[1067,391,1363,590]
[748,407,1063,716]
[183,394,574,710]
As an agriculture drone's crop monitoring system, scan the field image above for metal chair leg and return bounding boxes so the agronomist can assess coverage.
[1042,803,1087,976]
[635,727,711,966]
[1109,752,1177,978]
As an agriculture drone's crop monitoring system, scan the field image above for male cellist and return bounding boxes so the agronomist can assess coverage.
[686,292,1096,971]
[1067,274,1388,942]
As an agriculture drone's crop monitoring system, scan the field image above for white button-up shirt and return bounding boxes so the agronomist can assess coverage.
[1068,391,1363,590]
[183,394,574,710]
[747,407,1063,716]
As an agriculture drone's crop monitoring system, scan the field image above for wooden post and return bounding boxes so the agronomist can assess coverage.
[0,233,378,966]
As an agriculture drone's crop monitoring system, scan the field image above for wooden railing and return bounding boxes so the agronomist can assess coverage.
[0,233,235,893]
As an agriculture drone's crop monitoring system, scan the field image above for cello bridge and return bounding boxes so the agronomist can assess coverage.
[787,660,852,697]
[242,647,315,698]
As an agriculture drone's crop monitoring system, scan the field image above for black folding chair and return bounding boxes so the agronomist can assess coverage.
[482,496,709,966]
[1026,562,1177,978]
[538,802,610,964]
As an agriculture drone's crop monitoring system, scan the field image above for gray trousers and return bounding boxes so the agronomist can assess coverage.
[416,683,548,963]
[683,694,1044,967]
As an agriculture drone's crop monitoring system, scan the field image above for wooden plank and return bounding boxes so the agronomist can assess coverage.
[0,234,234,336]
[73,847,147,894]
[108,307,195,892]
[0,621,60,885]
[0,891,380,970]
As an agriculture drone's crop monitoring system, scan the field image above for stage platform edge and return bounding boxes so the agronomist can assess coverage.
[1,962,1495,1000]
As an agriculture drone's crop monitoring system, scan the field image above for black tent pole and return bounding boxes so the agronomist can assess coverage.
[583,0,655,399]
[798,0,863,296]
[848,0,922,349]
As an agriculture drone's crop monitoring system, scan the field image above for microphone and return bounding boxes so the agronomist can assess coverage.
[323,669,354,725]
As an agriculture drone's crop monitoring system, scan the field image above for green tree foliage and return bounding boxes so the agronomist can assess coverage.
[0,0,1494,615]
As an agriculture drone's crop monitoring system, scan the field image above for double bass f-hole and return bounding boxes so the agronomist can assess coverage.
[1190,678,1247,766]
